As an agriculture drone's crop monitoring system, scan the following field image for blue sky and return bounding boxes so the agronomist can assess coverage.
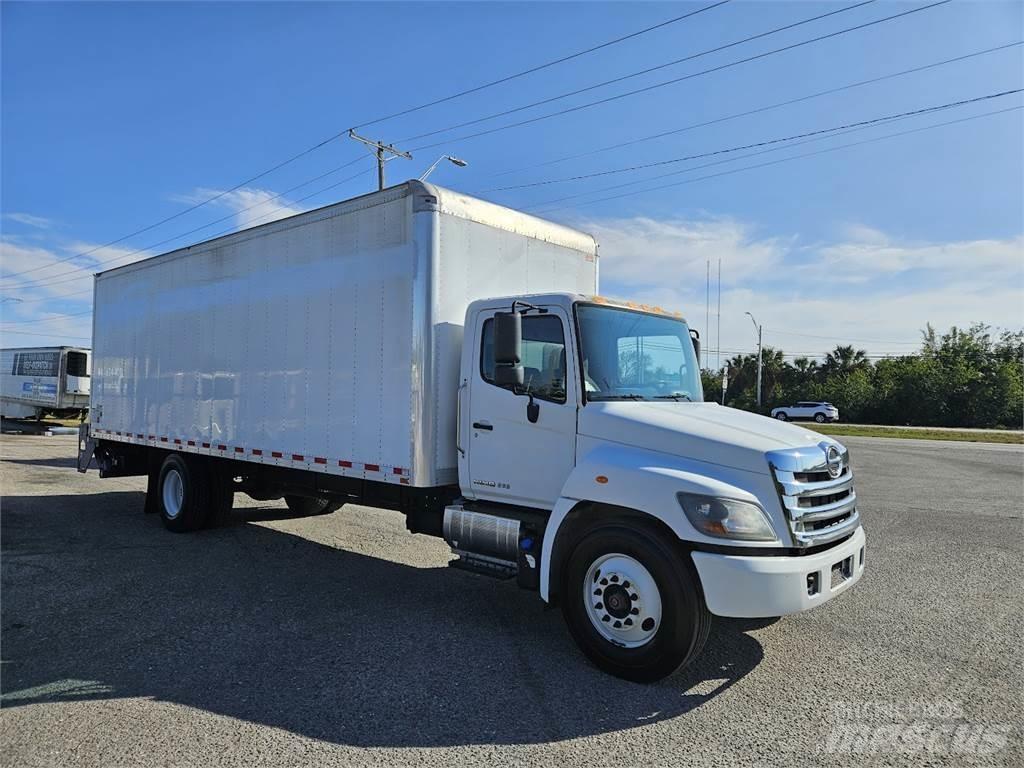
[2,1,1022,361]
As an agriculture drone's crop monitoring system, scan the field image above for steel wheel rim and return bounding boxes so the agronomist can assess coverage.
[584,553,662,648]
[163,468,184,519]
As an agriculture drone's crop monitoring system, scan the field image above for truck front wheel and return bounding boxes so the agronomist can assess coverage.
[157,454,211,533]
[562,523,711,683]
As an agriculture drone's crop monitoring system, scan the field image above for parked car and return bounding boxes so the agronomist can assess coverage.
[771,401,839,423]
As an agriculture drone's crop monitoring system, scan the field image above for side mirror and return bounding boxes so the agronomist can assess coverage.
[494,364,524,388]
[494,311,524,387]
[689,329,701,365]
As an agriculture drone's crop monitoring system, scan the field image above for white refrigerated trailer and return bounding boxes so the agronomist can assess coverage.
[80,180,865,681]
[1,345,90,420]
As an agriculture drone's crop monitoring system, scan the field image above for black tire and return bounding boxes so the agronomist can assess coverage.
[157,453,211,532]
[561,521,711,683]
[775,412,788,421]
[204,466,235,527]
[283,495,342,517]
[814,413,826,423]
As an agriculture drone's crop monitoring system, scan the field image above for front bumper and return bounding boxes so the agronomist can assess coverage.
[691,526,865,618]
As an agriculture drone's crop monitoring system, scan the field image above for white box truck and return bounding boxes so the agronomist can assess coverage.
[79,181,865,682]
[1,345,90,420]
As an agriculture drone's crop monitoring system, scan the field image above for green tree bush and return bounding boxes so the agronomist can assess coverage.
[705,324,1023,429]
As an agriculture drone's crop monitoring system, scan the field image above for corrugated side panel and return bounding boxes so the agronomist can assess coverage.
[429,211,598,479]
[92,194,418,483]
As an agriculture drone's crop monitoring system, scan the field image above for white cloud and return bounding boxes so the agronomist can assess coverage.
[581,216,786,290]
[579,215,1024,363]
[3,212,54,229]
[174,186,304,230]
[0,237,156,340]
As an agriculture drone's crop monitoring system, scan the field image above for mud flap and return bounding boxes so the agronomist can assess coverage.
[76,423,96,473]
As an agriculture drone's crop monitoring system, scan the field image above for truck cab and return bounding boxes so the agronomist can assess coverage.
[453,293,865,681]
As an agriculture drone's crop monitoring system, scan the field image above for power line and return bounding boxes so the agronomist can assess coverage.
[483,89,1023,193]
[351,0,731,130]
[4,144,360,283]
[763,328,923,345]
[10,165,378,305]
[28,38,1002,295]
[404,0,950,153]
[2,162,374,293]
[2,4,729,284]
[530,104,1023,214]
[0,310,93,326]
[523,96,986,210]
[401,0,877,145]
[0,328,90,341]
[485,40,1024,179]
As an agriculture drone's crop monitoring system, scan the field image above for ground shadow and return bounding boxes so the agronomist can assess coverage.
[1,418,80,436]
[1,490,765,748]
[1,456,80,470]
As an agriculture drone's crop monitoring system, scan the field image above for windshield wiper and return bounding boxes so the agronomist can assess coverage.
[654,393,693,402]
[588,393,647,401]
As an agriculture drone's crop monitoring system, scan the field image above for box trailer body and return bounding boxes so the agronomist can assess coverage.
[81,180,865,683]
[89,182,595,489]
[1,346,90,419]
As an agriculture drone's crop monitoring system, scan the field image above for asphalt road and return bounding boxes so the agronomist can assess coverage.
[1,435,1021,767]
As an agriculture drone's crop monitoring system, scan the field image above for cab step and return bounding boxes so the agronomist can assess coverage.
[448,551,517,580]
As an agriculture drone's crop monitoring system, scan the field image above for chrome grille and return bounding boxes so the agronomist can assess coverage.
[768,444,860,547]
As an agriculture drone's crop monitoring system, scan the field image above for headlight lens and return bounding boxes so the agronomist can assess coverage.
[676,492,777,542]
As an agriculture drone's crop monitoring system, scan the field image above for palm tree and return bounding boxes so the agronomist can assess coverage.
[824,345,869,375]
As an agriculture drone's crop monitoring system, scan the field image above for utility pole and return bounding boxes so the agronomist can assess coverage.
[745,311,763,408]
[348,129,413,191]
[716,258,721,372]
[704,260,710,369]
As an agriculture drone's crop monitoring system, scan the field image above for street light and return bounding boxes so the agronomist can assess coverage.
[419,154,468,181]
[745,311,763,408]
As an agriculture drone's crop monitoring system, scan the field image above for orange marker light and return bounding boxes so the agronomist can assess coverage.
[595,475,609,484]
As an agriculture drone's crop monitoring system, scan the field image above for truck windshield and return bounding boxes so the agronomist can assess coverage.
[576,304,703,402]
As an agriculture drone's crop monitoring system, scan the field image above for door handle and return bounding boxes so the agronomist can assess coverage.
[456,381,467,456]
[472,421,493,431]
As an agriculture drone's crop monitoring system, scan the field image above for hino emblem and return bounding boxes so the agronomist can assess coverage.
[824,444,843,479]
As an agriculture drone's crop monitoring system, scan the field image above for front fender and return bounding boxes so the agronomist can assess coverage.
[539,442,779,602]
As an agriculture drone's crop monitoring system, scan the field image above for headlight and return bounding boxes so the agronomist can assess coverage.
[676,492,778,542]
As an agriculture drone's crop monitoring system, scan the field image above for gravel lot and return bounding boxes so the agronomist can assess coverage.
[1,434,1021,767]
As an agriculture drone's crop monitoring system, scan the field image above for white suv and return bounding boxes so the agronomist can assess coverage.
[771,401,839,423]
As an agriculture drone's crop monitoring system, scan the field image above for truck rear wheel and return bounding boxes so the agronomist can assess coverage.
[561,522,711,683]
[283,495,342,517]
[157,454,211,533]
[204,467,235,527]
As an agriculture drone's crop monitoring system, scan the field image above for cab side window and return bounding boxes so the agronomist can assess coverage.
[481,315,567,403]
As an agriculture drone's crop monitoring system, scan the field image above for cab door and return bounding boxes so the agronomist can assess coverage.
[466,307,578,509]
